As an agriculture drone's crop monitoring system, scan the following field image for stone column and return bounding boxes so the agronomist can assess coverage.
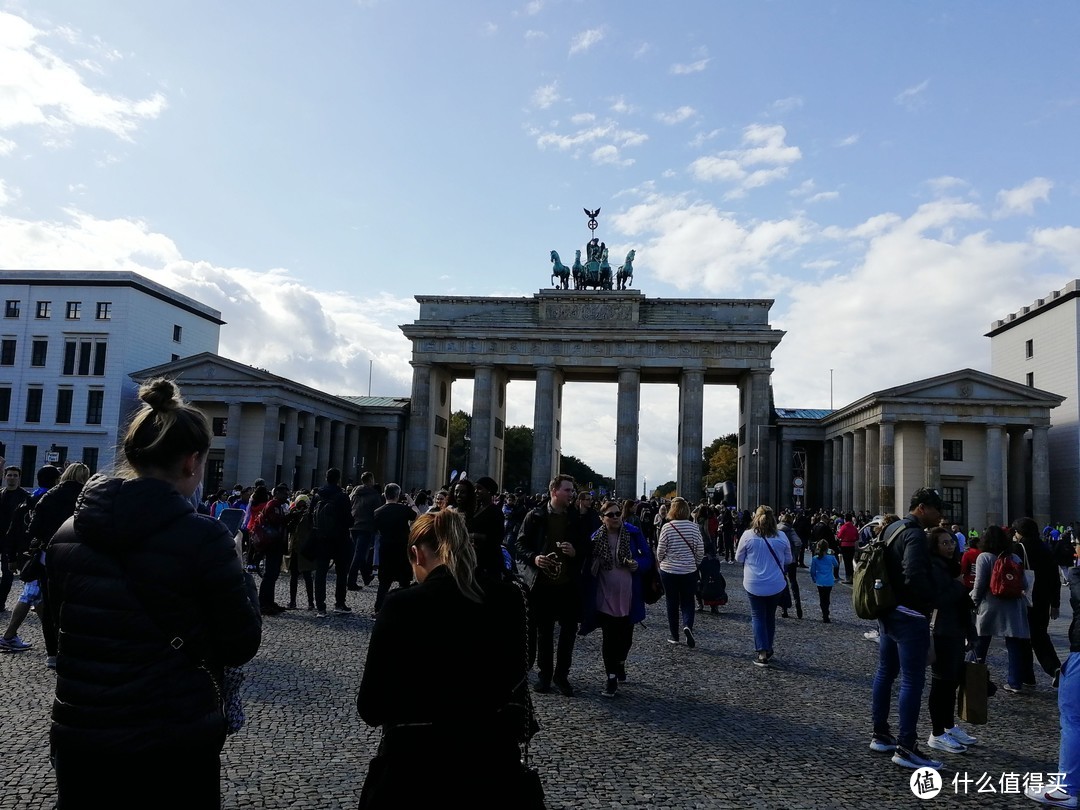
[386,427,402,485]
[866,424,880,515]
[925,421,941,492]
[742,369,773,507]
[345,424,360,483]
[299,411,316,489]
[471,365,495,479]
[316,416,331,481]
[261,401,281,484]
[878,419,895,514]
[531,366,559,493]
[489,368,508,489]
[405,362,432,491]
[330,420,346,481]
[852,428,866,513]
[822,438,834,509]
[1008,427,1028,522]
[1032,425,1051,527]
[985,425,1005,527]
[615,367,641,500]
[223,401,243,488]
[283,407,299,489]
[841,432,854,512]
[678,369,705,500]
[832,437,843,511]
[779,438,794,510]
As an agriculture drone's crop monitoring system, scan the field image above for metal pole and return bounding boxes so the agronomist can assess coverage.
[369,360,373,397]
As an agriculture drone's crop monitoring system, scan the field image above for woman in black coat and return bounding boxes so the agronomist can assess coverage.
[47,379,261,808]
[357,509,533,808]
[1014,516,1063,686]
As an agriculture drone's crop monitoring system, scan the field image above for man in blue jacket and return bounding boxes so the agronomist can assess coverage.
[869,487,946,770]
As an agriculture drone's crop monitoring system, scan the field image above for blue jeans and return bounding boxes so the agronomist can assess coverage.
[660,571,698,640]
[872,609,930,750]
[1060,653,1080,797]
[347,529,375,587]
[974,635,1024,689]
[747,592,783,653]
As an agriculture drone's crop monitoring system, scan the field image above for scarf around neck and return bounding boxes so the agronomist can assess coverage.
[591,523,632,572]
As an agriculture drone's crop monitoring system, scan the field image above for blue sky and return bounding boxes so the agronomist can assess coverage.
[3,1,1080,491]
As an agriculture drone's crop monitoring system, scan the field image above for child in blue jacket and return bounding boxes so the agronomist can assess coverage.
[809,540,840,623]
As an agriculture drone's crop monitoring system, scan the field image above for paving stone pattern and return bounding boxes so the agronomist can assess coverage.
[0,563,1068,809]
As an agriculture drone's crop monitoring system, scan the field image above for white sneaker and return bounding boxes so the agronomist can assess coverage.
[863,629,880,642]
[946,725,977,746]
[1025,786,1078,807]
[927,733,967,754]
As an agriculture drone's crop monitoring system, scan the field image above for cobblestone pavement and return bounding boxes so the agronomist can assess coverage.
[1,563,1069,809]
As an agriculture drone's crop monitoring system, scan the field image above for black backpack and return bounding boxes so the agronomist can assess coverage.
[310,495,343,541]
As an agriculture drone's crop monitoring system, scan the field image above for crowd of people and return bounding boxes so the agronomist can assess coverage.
[3,382,1080,806]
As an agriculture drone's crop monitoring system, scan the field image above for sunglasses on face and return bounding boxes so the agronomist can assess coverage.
[602,512,620,519]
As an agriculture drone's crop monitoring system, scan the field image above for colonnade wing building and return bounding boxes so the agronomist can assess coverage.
[773,369,1062,529]
[131,353,408,492]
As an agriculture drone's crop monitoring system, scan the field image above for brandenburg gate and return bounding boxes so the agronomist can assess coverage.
[401,289,784,505]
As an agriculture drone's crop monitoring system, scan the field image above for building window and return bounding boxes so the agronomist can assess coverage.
[30,339,48,367]
[172,324,182,342]
[1025,339,1033,359]
[86,390,104,425]
[55,389,73,424]
[1,339,15,365]
[1027,372,1035,388]
[171,353,180,361]
[278,422,285,441]
[36,301,51,319]
[82,447,99,474]
[942,439,963,461]
[0,388,9,421]
[63,340,107,376]
[941,486,966,527]
[4,300,19,318]
[212,417,228,437]
[96,302,112,320]
[25,387,43,422]
[66,301,81,320]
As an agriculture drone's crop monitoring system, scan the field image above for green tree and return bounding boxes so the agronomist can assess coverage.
[703,433,738,488]
[652,480,678,498]
[559,454,614,495]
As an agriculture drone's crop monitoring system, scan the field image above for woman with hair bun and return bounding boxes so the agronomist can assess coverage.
[47,378,262,808]
[357,508,533,808]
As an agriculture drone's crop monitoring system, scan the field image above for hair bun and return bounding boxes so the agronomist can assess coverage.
[139,377,182,412]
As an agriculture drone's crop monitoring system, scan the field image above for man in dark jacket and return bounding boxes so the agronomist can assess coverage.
[372,483,416,614]
[311,468,355,618]
[515,474,586,697]
[0,465,29,613]
[347,471,383,590]
[870,487,945,771]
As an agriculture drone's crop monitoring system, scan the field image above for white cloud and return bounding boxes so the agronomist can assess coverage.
[655,105,696,125]
[569,27,604,56]
[481,21,498,36]
[610,193,813,292]
[772,96,803,112]
[536,123,648,154]
[895,79,930,110]
[0,137,15,155]
[525,30,547,41]
[926,176,970,194]
[0,207,417,395]
[661,169,676,178]
[524,0,544,14]
[670,58,709,75]
[689,124,801,196]
[609,96,636,115]
[591,145,633,167]
[569,112,595,125]
[531,82,559,109]
[994,177,1052,218]
[801,258,839,271]
[0,12,167,142]
[835,133,859,147]
[689,128,723,149]
[0,180,11,207]
[806,190,839,203]
[790,179,816,197]
[633,43,651,59]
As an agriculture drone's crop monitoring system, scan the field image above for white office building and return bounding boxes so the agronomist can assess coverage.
[989,279,1080,523]
[0,270,223,475]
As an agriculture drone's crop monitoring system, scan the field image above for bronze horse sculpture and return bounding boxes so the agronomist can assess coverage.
[550,250,571,289]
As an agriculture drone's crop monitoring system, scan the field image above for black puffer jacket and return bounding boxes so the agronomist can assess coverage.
[47,474,262,753]
[27,479,83,547]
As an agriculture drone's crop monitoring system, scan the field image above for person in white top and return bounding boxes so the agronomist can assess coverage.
[656,497,705,647]
[736,505,793,667]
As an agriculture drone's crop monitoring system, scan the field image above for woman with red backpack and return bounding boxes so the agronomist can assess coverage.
[972,524,1030,694]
